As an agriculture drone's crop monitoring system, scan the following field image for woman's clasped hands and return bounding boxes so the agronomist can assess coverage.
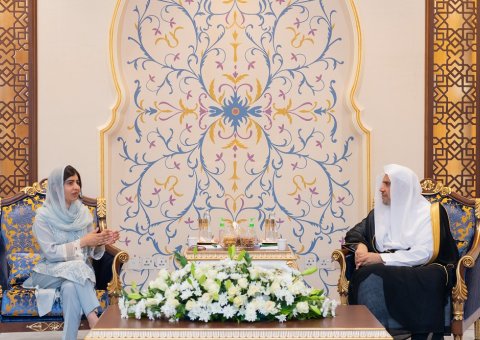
[80,228,120,248]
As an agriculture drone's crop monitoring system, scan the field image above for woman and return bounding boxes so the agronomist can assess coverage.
[23,165,119,340]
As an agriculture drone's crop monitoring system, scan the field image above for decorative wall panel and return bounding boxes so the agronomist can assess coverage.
[107,0,364,293]
[0,0,37,196]
[425,0,478,197]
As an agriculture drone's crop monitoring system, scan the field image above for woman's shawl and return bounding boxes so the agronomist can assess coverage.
[35,166,91,232]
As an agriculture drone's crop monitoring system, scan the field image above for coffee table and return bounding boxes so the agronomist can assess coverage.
[85,304,392,339]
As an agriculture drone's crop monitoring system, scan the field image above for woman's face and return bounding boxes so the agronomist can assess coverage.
[64,174,81,208]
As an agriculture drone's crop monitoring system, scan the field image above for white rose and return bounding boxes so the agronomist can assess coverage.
[185,299,197,311]
[145,297,161,307]
[233,295,246,307]
[296,301,309,314]
[247,283,260,297]
[237,278,249,289]
[206,281,220,295]
[264,300,277,314]
[228,285,239,296]
[201,292,212,304]
[157,268,170,280]
[287,281,300,294]
[270,281,280,292]
[249,268,259,280]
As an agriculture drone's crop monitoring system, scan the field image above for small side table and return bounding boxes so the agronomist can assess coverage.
[183,245,299,270]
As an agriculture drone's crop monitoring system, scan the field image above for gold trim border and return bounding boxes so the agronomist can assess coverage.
[100,0,123,198]
[26,321,64,332]
[347,0,371,211]
[184,249,298,261]
[86,328,392,340]
[427,202,441,264]
[101,0,370,208]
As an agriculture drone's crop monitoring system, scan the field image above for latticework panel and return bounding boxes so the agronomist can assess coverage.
[426,0,478,197]
[0,0,36,196]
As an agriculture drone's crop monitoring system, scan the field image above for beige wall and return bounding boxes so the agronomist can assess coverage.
[356,0,425,182]
[37,0,117,197]
[37,0,425,199]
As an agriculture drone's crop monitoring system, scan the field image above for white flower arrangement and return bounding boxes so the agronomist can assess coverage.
[120,247,337,323]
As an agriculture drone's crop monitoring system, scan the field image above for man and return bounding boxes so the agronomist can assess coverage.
[345,164,458,340]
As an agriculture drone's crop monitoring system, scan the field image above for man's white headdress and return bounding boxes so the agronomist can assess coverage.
[374,164,432,254]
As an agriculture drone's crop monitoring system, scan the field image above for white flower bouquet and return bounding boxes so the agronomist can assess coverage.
[119,246,337,323]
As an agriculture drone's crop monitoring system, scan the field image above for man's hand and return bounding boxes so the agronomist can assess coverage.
[355,244,383,269]
[355,243,368,256]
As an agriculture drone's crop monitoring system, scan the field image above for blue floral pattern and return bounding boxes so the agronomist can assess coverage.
[113,0,357,293]
[7,253,41,287]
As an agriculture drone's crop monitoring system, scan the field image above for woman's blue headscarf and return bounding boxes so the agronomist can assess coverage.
[35,166,92,232]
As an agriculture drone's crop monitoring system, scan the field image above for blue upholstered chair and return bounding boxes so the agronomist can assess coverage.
[0,179,129,332]
[332,178,480,340]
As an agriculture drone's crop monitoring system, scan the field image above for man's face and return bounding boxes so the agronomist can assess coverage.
[380,174,391,205]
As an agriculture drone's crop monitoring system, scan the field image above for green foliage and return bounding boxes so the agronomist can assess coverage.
[228,245,236,259]
[174,251,188,268]
[301,267,318,276]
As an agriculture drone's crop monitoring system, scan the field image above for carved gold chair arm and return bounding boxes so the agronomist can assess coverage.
[332,248,350,305]
[452,217,480,322]
[105,244,129,305]
[451,255,474,321]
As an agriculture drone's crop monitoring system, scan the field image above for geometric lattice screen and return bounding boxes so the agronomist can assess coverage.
[0,0,37,196]
[425,0,478,197]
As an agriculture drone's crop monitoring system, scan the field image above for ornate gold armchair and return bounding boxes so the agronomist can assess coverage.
[0,180,129,332]
[332,179,480,340]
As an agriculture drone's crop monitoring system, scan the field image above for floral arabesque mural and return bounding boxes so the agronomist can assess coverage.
[109,0,361,294]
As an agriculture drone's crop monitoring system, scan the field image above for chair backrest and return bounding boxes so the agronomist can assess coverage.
[421,179,477,258]
[0,179,106,290]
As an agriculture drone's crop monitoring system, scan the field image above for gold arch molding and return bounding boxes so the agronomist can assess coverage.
[101,0,371,211]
